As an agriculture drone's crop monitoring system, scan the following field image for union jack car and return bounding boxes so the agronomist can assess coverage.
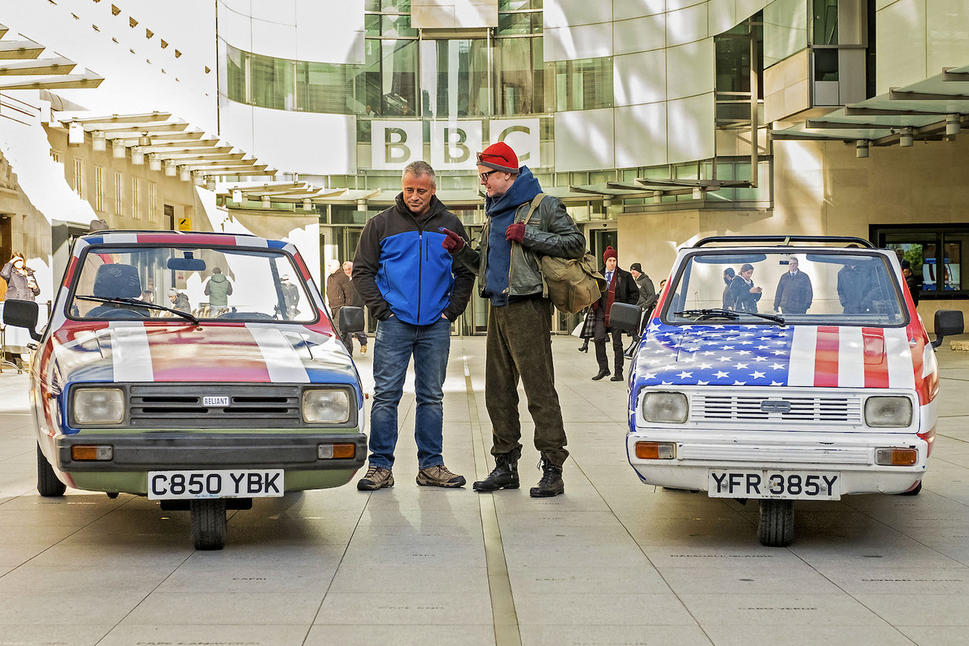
[617,236,963,546]
[3,231,366,549]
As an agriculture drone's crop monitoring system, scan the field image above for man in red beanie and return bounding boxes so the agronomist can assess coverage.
[579,246,639,381]
[439,141,586,498]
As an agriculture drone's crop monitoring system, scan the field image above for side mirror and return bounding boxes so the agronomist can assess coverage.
[609,302,642,334]
[932,310,964,348]
[338,306,365,334]
[2,299,42,341]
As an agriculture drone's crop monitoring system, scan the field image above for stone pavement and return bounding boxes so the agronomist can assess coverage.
[1,336,969,646]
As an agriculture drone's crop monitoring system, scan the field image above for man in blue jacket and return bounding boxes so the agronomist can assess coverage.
[352,161,475,490]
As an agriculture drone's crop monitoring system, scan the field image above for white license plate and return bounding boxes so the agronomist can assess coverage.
[147,470,284,500]
[708,470,840,500]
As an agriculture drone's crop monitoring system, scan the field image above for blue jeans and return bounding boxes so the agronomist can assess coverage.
[368,315,451,469]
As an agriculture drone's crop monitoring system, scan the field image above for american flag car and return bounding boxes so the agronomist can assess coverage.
[622,238,957,547]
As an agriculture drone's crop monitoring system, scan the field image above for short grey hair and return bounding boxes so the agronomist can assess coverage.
[402,160,435,186]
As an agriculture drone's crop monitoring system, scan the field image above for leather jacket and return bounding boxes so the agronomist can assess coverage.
[454,194,586,298]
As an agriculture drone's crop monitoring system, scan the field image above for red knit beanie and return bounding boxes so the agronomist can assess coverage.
[603,246,617,262]
[477,141,519,173]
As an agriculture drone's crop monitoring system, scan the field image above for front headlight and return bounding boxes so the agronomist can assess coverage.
[642,391,688,424]
[302,389,351,424]
[865,396,913,428]
[72,388,125,425]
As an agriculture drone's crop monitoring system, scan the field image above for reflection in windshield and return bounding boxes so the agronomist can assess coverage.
[69,246,315,323]
[665,252,906,326]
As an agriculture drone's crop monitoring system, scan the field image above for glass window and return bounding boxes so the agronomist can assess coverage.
[546,57,613,112]
[250,53,294,110]
[381,0,411,11]
[873,225,969,298]
[942,234,968,291]
[499,0,542,9]
[497,11,541,35]
[665,250,907,326]
[383,13,417,37]
[70,246,315,322]
[297,61,354,113]
[226,45,247,103]
[365,13,381,37]
[813,0,838,45]
[366,39,418,116]
[494,36,544,115]
[420,39,489,118]
[814,49,838,81]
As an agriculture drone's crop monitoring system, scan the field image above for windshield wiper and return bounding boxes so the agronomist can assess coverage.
[675,308,739,320]
[675,308,786,325]
[76,295,199,325]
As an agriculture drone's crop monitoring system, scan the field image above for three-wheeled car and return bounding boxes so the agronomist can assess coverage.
[613,236,964,546]
[3,230,367,549]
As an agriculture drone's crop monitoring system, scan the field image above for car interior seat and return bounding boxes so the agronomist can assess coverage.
[87,264,146,318]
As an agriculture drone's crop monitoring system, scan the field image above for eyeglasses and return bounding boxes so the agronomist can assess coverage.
[479,170,499,183]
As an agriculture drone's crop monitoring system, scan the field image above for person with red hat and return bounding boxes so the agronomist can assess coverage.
[439,141,586,498]
[577,246,639,381]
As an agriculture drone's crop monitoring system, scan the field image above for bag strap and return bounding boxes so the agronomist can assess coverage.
[520,193,545,225]
[506,193,547,297]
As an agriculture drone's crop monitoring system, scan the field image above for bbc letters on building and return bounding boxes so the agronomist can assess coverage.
[371,119,540,171]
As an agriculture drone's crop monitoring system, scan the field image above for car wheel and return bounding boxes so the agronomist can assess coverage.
[758,499,794,547]
[36,444,66,497]
[190,499,226,550]
[899,480,922,496]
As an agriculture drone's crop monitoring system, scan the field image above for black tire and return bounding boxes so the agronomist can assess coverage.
[36,444,66,497]
[190,499,227,550]
[758,499,795,547]
[899,480,922,496]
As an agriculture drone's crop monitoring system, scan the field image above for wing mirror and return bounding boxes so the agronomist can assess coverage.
[608,302,642,334]
[932,310,964,348]
[2,299,42,341]
[338,306,365,334]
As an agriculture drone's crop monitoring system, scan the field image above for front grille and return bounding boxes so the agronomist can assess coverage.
[690,393,863,425]
[128,384,302,428]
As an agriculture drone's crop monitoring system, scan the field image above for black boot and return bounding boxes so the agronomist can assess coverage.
[610,372,624,382]
[578,339,589,353]
[473,454,520,492]
[530,458,564,498]
[591,369,610,380]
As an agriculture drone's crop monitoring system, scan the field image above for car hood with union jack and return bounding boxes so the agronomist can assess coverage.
[42,320,360,394]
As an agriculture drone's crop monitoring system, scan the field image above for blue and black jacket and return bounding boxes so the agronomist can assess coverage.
[352,194,474,325]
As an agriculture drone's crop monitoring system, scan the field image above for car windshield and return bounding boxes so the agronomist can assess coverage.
[663,250,907,326]
[68,245,316,323]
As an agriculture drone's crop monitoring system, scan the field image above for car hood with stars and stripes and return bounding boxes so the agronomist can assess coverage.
[632,319,927,392]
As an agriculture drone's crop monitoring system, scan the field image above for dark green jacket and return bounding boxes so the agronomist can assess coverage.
[454,193,586,298]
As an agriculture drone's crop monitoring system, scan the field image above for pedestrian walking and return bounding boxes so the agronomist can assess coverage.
[441,141,585,497]
[326,261,368,355]
[773,256,812,314]
[204,267,233,308]
[579,246,639,381]
[353,161,474,490]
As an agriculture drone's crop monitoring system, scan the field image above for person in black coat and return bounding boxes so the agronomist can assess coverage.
[725,263,762,313]
[588,246,639,381]
[773,256,813,314]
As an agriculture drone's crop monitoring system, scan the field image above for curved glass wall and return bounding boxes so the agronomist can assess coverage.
[222,0,611,119]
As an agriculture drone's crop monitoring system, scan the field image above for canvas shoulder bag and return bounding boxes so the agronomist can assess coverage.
[517,194,606,314]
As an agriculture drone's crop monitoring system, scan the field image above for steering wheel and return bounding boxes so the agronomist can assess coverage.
[86,305,147,319]
[217,311,275,320]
